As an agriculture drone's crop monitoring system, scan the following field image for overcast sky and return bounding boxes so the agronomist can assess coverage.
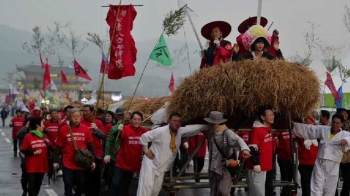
[0,0,349,59]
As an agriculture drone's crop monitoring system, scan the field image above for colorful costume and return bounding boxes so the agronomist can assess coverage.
[200,21,233,69]
[232,25,283,61]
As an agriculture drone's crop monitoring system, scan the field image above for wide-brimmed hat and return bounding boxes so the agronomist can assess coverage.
[115,108,125,115]
[201,21,232,40]
[238,16,268,34]
[204,111,227,124]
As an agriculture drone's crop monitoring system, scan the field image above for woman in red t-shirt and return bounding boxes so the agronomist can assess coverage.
[10,109,25,157]
[109,111,149,196]
[20,117,50,196]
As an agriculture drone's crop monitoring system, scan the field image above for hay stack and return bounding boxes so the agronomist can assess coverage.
[167,59,320,123]
[122,96,171,121]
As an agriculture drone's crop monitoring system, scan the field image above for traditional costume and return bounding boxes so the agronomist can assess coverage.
[200,21,233,69]
[293,123,350,195]
[136,124,208,196]
[232,25,283,61]
[236,16,268,56]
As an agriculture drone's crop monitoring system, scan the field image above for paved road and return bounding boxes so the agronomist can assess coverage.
[0,117,343,196]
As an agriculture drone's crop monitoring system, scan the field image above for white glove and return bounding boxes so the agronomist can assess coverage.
[104,155,111,164]
[213,39,220,48]
[304,139,312,150]
[118,124,123,131]
[311,139,318,147]
[91,162,96,170]
[183,142,189,149]
[90,123,97,130]
[253,165,261,173]
[53,163,59,170]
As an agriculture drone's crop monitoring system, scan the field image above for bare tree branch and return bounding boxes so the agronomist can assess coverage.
[86,32,109,54]
[344,5,350,34]
[317,42,344,72]
[64,30,88,58]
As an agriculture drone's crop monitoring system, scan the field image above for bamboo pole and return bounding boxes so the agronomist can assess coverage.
[257,0,263,25]
[184,5,203,51]
[94,0,123,120]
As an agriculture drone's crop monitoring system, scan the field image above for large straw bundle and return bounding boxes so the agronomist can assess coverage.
[167,59,320,126]
[122,96,171,119]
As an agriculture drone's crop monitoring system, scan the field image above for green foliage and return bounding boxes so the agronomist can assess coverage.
[162,7,186,36]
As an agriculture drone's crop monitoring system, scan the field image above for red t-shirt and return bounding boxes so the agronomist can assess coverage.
[103,122,114,137]
[298,137,318,165]
[81,118,104,158]
[44,120,59,146]
[11,117,25,139]
[116,125,148,172]
[237,131,250,160]
[188,133,207,158]
[56,124,93,170]
[245,126,273,171]
[276,131,296,160]
[21,133,49,173]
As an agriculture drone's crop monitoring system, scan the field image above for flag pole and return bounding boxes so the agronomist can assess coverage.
[94,0,123,120]
[257,0,263,25]
[184,4,204,51]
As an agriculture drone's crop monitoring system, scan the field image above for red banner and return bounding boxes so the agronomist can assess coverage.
[106,5,137,80]
[42,65,51,90]
[325,72,340,101]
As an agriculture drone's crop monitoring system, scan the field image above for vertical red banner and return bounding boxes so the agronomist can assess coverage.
[106,5,137,80]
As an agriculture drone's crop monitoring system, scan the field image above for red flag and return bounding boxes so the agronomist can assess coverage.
[100,53,109,74]
[325,72,340,101]
[65,93,71,103]
[61,70,69,84]
[42,65,51,90]
[169,73,175,94]
[106,5,137,80]
[73,59,92,81]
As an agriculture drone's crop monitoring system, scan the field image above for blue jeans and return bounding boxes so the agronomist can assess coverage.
[109,167,133,196]
[62,167,85,196]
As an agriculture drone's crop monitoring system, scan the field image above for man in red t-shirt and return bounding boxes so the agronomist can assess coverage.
[81,105,105,196]
[109,111,148,196]
[10,109,25,157]
[53,108,95,196]
[246,106,274,196]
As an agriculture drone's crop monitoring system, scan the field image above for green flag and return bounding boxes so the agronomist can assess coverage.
[149,34,172,66]
[44,92,51,99]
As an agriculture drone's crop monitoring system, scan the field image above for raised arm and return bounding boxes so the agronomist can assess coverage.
[226,129,249,151]
[180,125,209,138]
[293,123,325,140]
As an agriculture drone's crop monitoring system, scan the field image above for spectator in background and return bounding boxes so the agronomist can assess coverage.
[320,110,330,126]
[1,106,8,126]
[10,110,25,157]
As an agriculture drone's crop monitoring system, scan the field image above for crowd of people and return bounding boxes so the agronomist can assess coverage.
[5,16,350,196]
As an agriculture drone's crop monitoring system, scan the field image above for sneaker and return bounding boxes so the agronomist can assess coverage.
[57,170,63,176]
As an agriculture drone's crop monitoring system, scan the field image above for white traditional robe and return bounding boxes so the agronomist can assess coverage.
[136,124,208,196]
[293,123,350,196]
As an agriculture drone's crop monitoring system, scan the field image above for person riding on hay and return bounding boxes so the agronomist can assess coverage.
[200,21,233,69]
[232,25,283,61]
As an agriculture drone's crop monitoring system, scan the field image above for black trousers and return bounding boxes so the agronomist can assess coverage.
[27,173,45,196]
[20,159,28,193]
[13,139,19,154]
[265,153,277,196]
[193,156,205,174]
[298,164,314,196]
[340,162,350,196]
[1,117,5,126]
[278,159,294,196]
[85,158,102,196]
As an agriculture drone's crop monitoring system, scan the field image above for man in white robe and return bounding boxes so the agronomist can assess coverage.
[293,113,350,196]
[136,112,209,196]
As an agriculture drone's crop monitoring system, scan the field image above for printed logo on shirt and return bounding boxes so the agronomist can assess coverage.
[14,122,24,126]
[65,133,86,142]
[31,140,46,148]
[264,134,272,143]
[128,136,141,145]
[46,126,58,132]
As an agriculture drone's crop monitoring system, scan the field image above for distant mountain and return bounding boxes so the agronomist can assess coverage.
[0,24,201,97]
